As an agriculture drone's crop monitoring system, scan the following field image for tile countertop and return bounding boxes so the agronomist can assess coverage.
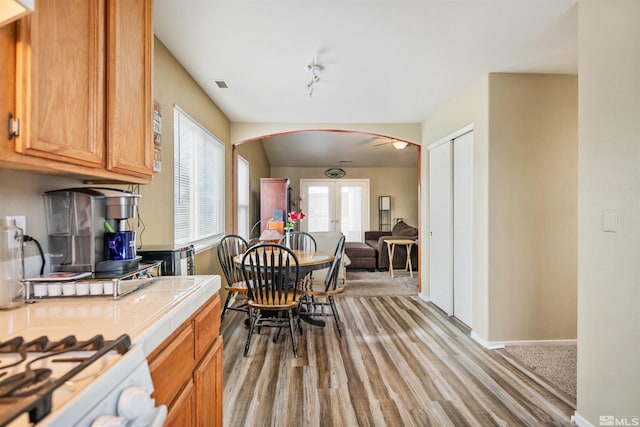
[0,275,221,357]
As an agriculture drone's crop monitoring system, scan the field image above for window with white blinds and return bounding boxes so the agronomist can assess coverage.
[174,106,225,250]
[237,155,250,240]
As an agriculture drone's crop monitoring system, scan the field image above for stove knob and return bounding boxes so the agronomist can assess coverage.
[91,416,127,427]
[117,386,155,419]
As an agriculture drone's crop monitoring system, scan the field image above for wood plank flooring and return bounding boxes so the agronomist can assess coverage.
[221,296,576,426]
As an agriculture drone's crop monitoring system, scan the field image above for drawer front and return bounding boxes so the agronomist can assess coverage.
[194,294,221,360]
[149,326,195,407]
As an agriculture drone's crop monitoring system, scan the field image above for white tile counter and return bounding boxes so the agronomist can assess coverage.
[0,275,221,356]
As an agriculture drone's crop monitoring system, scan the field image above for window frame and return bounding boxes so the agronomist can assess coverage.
[173,105,225,251]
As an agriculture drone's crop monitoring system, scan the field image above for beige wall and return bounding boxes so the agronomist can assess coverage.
[421,73,578,344]
[148,37,231,274]
[489,73,578,341]
[235,141,271,236]
[421,75,490,340]
[576,0,640,423]
[271,166,419,233]
[0,169,83,264]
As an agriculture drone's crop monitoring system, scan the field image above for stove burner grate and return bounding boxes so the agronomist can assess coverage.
[0,334,131,425]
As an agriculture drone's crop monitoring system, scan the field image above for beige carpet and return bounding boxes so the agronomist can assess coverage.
[500,344,577,401]
[341,270,418,297]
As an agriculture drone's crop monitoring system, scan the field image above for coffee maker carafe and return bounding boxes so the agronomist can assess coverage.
[44,188,141,273]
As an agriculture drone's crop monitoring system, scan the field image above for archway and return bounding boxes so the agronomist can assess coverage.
[230,127,423,291]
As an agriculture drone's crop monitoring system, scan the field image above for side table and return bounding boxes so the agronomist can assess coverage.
[385,239,415,278]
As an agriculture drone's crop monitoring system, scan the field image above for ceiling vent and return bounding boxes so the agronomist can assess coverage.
[214,80,229,89]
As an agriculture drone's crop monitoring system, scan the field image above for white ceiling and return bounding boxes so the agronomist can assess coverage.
[154,0,578,167]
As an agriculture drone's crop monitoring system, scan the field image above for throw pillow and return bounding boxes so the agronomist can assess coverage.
[391,221,418,237]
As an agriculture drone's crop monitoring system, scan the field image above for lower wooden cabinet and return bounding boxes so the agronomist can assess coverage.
[195,338,223,426]
[165,380,196,427]
[148,293,223,426]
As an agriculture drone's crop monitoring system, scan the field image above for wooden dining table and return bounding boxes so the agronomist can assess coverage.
[233,248,334,277]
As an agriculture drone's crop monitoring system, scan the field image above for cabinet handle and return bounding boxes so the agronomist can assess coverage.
[7,113,19,140]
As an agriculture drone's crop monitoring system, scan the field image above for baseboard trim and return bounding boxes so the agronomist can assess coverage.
[470,332,505,350]
[418,293,430,302]
[495,339,577,347]
[572,411,594,427]
[469,333,576,349]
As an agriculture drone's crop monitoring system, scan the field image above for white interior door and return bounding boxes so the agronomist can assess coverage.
[429,141,453,315]
[453,132,473,327]
[300,179,369,242]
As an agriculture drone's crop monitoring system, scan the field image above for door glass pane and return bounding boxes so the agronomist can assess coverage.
[306,186,330,232]
[339,186,363,242]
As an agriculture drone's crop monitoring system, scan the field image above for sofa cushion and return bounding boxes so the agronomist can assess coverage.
[344,242,376,270]
[391,221,418,238]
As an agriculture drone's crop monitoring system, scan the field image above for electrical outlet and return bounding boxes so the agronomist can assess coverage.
[6,215,26,234]
[5,216,25,249]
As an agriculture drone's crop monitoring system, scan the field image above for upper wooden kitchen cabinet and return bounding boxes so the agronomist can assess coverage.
[6,0,153,182]
[105,0,153,177]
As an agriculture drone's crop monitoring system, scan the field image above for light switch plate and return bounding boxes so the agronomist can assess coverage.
[602,209,618,232]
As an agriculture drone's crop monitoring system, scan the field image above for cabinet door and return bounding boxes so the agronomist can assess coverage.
[195,337,223,427]
[165,379,196,427]
[1,24,16,156]
[106,0,153,178]
[15,0,106,167]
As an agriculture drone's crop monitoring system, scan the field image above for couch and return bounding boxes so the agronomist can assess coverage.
[343,242,376,270]
[364,221,418,271]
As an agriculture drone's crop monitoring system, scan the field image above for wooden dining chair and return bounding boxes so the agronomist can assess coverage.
[241,243,302,357]
[288,231,317,252]
[217,234,249,321]
[302,235,347,336]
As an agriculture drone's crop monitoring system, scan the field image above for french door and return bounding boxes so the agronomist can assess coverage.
[299,179,369,242]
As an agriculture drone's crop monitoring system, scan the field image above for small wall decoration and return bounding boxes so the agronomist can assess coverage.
[324,168,346,179]
[153,101,162,173]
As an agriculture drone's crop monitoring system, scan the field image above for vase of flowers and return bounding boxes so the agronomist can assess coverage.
[283,210,305,248]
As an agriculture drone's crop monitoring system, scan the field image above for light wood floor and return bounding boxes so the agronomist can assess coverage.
[221,296,576,426]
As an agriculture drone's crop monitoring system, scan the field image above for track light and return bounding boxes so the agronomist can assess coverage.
[306,60,322,97]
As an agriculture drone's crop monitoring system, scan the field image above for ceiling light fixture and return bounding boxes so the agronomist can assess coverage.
[306,59,322,97]
[391,140,408,150]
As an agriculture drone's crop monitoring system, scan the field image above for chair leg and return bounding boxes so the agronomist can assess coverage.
[274,312,283,343]
[221,291,233,321]
[329,296,343,337]
[244,308,258,356]
[287,309,298,357]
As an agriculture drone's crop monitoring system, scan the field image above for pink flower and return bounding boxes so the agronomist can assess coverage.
[285,210,305,230]
[289,211,305,222]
